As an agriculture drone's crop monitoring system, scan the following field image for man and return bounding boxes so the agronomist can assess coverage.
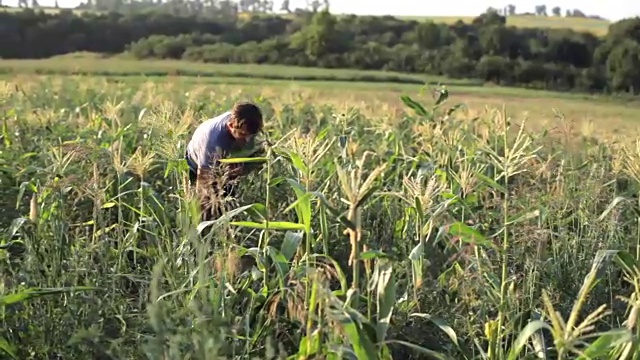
[185,102,265,221]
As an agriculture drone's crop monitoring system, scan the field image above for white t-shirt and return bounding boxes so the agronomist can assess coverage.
[186,111,236,170]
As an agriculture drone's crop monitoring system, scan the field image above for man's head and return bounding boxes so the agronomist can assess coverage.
[227,102,263,145]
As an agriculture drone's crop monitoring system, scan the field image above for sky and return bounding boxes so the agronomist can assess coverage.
[3,0,640,22]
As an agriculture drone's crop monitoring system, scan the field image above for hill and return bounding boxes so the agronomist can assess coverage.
[1,6,612,36]
[404,14,611,35]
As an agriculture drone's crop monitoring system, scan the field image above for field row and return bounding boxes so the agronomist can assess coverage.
[0,53,470,86]
[4,58,637,142]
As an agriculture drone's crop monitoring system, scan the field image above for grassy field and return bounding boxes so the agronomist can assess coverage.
[105,74,640,141]
[395,14,611,36]
[2,73,640,359]
[0,53,470,86]
[2,54,638,141]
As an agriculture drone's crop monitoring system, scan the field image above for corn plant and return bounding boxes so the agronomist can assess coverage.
[2,76,640,359]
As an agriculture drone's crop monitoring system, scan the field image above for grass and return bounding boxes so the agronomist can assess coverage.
[2,75,640,359]
[0,53,474,86]
[6,55,639,112]
[395,15,611,36]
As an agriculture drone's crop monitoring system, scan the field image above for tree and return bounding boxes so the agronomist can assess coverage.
[571,9,586,17]
[535,5,547,16]
[219,0,240,17]
[507,4,516,15]
[606,39,640,93]
[477,55,512,83]
[479,24,513,56]
[238,0,273,13]
[607,17,640,44]
[290,9,338,59]
[306,0,326,12]
[279,0,290,13]
[472,10,506,27]
[415,21,443,50]
[552,6,561,16]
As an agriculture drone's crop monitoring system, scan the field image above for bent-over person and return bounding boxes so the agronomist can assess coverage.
[185,102,265,221]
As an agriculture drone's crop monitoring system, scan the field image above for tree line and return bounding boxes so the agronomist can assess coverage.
[493,4,602,19]
[1,8,640,94]
[4,0,599,20]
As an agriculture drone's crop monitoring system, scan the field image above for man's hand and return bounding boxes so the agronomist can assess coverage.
[224,144,266,180]
[227,163,248,179]
[249,145,266,158]
[227,160,264,179]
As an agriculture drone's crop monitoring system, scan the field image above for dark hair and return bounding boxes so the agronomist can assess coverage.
[229,102,263,135]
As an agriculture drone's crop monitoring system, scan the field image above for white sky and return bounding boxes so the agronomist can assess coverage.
[3,0,639,21]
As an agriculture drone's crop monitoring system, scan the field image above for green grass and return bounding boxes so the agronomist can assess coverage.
[2,74,640,359]
[0,53,476,86]
[396,14,611,36]
[82,71,639,111]
[4,54,640,105]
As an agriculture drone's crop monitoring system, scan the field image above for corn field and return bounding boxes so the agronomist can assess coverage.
[2,76,640,359]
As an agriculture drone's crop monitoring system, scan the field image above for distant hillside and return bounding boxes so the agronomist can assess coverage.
[394,15,611,36]
[1,7,611,36]
[1,6,639,95]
